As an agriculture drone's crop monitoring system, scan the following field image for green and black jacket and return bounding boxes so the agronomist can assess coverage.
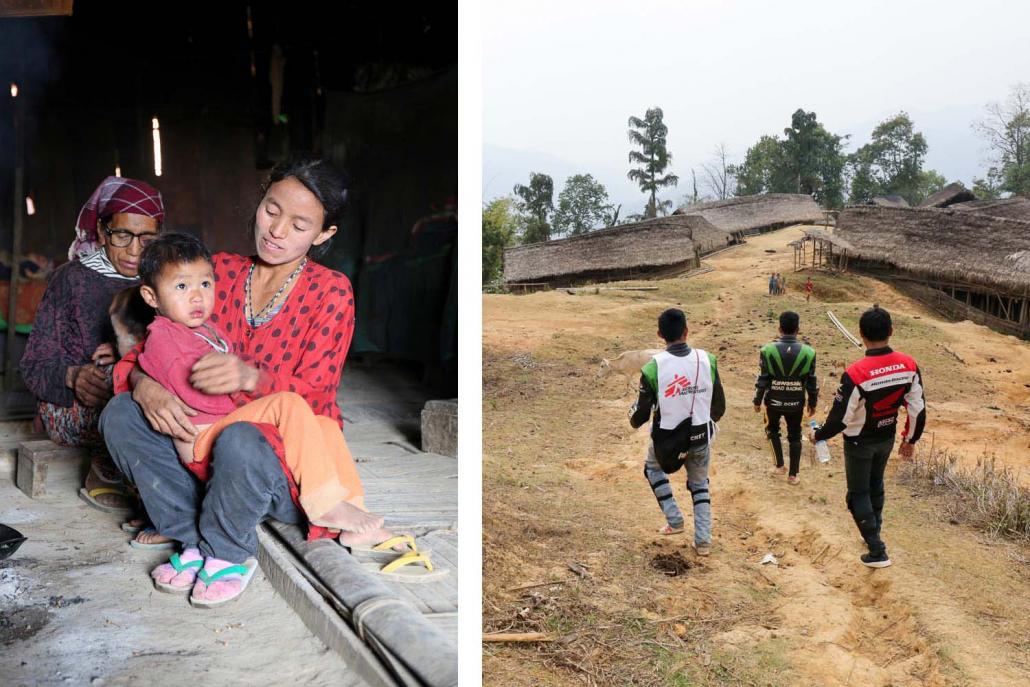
[630,342,726,430]
[752,335,818,412]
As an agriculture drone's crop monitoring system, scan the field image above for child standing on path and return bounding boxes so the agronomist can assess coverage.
[804,276,814,302]
[630,309,726,556]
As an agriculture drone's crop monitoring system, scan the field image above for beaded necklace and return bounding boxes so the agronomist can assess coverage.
[192,322,230,353]
[245,258,307,328]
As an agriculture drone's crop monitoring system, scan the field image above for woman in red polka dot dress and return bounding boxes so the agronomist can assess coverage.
[101,157,395,606]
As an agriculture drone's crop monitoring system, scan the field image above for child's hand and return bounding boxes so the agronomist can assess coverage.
[91,343,116,366]
[190,353,259,395]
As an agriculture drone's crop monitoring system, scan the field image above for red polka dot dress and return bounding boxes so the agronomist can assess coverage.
[206,252,355,425]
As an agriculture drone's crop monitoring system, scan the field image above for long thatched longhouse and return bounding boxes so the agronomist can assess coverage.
[503,215,729,287]
[918,182,976,208]
[951,196,1030,222]
[836,206,1030,339]
[675,193,825,240]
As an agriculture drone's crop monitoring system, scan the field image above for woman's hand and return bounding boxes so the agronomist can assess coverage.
[91,343,116,367]
[67,364,112,408]
[190,352,259,395]
[132,375,199,442]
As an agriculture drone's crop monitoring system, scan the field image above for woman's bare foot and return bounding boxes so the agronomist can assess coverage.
[312,501,384,534]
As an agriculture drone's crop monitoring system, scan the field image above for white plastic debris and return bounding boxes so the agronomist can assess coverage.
[760,552,778,566]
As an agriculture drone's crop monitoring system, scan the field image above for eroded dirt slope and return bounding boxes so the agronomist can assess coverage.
[483,226,1030,686]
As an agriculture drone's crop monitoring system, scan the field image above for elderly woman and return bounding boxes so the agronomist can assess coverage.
[101,157,396,607]
[20,177,163,513]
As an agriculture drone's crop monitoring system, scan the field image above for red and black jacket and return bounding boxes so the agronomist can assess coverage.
[814,347,925,445]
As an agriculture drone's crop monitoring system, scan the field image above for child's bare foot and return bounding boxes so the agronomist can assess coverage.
[135,530,173,546]
[312,501,384,534]
[338,527,411,552]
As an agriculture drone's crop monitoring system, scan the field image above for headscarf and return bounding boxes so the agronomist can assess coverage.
[70,176,164,261]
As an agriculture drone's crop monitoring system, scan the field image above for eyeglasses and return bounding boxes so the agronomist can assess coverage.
[104,226,160,248]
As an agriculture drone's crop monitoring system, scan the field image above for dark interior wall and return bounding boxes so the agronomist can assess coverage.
[0,2,261,256]
[0,1,457,389]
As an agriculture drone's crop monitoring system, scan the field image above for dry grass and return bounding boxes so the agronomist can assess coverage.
[897,444,1030,542]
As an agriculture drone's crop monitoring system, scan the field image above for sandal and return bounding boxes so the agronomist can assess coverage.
[190,558,259,609]
[129,528,175,551]
[121,518,147,534]
[80,459,133,513]
[787,475,801,486]
[346,535,426,556]
[372,551,448,584]
[78,486,133,514]
[152,552,203,594]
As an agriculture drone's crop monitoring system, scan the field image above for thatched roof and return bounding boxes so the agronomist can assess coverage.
[675,194,825,237]
[951,196,1030,222]
[836,206,1030,292]
[870,195,909,208]
[918,182,976,208]
[503,215,722,285]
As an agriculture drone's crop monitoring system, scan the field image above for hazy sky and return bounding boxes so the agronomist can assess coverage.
[482,0,1030,213]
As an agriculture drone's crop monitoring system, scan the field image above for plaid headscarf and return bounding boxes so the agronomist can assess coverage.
[70,176,164,261]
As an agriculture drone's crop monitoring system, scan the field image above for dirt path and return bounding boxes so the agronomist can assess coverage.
[483,226,1030,686]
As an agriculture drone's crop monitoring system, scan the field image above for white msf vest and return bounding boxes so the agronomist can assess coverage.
[654,349,715,430]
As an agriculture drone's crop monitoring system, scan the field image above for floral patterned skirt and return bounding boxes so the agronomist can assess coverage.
[38,400,108,463]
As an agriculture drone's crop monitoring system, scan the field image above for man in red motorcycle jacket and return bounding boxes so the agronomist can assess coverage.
[810,306,926,568]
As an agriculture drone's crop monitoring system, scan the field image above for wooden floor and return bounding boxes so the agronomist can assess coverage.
[354,443,459,643]
[340,363,459,644]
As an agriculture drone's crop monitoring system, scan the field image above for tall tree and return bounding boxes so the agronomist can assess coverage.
[552,174,614,236]
[781,109,847,207]
[513,172,554,244]
[732,135,787,196]
[482,197,517,285]
[732,111,846,207]
[848,112,929,205]
[627,107,679,218]
[974,83,1030,196]
[701,143,736,200]
[972,168,1004,200]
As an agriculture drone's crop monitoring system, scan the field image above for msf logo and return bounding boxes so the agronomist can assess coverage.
[664,374,692,398]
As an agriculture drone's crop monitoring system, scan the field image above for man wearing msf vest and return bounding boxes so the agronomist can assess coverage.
[753,311,818,485]
[811,306,926,568]
[630,308,726,556]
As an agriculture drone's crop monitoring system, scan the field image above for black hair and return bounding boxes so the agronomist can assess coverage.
[859,304,892,341]
[779,311,800,334]
[109,286,156,343]
[657,308,687,342]
[251,155,351,260]
[138,232,213,288]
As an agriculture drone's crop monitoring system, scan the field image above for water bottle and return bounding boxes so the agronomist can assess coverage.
[810,420,831,463]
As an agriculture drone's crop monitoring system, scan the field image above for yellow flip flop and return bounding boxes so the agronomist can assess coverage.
[78,486,133,514]
[376,550,448,584]
[353,533,417,553]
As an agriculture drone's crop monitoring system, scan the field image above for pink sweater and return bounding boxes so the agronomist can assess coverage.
[137,316,237,423]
